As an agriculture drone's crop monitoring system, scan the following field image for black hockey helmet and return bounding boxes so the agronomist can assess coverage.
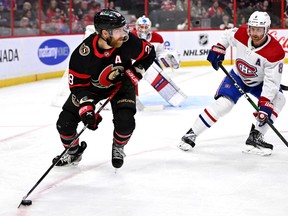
[94,9,126,34]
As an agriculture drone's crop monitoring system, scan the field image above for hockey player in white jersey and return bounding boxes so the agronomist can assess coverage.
[178,11,286,156]
[131,16,186,107]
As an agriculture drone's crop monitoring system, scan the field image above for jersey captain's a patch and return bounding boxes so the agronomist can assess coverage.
[79,43,90,56]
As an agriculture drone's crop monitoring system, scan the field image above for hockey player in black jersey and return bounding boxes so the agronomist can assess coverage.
[53,9,156,168]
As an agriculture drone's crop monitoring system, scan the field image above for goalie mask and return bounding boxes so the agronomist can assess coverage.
[248,11,271,36]
[136,16,152,41]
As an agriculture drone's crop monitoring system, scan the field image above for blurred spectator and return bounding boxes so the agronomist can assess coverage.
[15,1,32,20]
[237,14,246,27]
[177,18,192,30]
[207,0,224,18]
[42,1,70,35]
[14,16,37,35]
[46,0,59,22]
[0,1,9,26]
[31,1,47,30]
[74,0,89,20]
[89,1,102,13]
[219,14,233,29]
[211,9,223,28]
[149,0,161,11]
[83,8,95,27]
[128,14,137,31]
[67,8,83,33]
[161,0,176,11]
[23,1,32,10]
[284,18,288,28]
[42,15,68,34]
[0,0,11,11]
[237,0,249,10]
[259,0,272,13]
[22,9,37,29]
[176,0,187,11]
[191,0,207,19]
[108,0,116,9]
[224,1,234,19]
[191,0,207,27]
[285,3,288,19]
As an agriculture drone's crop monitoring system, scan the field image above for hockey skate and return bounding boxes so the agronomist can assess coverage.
[243,124,273,156]
[112,142,126,168]
[53,141,87,166]
[178,128,196,151]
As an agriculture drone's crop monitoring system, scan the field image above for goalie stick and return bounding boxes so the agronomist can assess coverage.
[18,84,122,208]
[218,63,288,148]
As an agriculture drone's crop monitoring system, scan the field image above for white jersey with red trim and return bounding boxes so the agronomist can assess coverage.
[218,24,285,101]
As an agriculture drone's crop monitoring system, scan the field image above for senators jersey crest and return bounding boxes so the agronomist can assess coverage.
[94,64,124,88]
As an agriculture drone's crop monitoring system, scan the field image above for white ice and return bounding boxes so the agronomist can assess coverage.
[1,66,288,216]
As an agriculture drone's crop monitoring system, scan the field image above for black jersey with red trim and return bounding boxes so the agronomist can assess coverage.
[68,32,156,100]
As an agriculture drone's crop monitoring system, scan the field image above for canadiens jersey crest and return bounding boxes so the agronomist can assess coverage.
[236,59,257,77]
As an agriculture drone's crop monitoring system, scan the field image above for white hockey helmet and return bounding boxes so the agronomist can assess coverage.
[136,15,152,41]
[248,11,271,35]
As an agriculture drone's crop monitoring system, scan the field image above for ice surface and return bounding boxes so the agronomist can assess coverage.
[1,66,288,216]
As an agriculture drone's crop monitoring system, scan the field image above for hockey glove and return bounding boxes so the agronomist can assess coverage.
[125,65,145,86]
[207,44,226,70]
[108,71,124,85]
[79,97,102,130]
[253,96,274,126]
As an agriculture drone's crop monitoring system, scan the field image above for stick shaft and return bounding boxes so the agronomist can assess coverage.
[218,64,288,147]
[18,84,122,207]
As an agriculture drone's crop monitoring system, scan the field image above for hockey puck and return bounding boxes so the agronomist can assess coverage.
[21,199,32,206]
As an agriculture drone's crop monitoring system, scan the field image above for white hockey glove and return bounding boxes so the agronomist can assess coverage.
[158,50,181,69]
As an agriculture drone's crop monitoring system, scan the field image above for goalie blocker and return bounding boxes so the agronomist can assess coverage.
[144,60,186,107]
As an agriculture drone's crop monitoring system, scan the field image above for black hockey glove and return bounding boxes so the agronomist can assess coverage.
[108,71,124,85]
[79,97,102,130]
[125,65,145,86]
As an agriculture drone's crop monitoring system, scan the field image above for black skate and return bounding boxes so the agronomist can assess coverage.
[243,124,273,156]
[178,128,196,151]
[112,143,126,168]
[53,141,87,166]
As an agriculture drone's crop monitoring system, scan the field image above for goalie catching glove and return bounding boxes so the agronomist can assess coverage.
[207,43,226,70]
[125,65,145,86]
[79,97,102,130]
[253,96,273,126]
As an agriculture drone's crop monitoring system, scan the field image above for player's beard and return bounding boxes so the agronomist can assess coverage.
[108,34,128,48]
[110,39,124,48]
[251,34,266,46]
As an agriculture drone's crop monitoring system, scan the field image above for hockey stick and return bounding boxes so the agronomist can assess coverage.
[280,84,288,91]
[218,63,288,147]
[18,84,122,208]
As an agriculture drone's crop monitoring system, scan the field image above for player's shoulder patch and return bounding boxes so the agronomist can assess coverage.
[79,43,90,56]
[234,25,249,46]
[257,36,285,62]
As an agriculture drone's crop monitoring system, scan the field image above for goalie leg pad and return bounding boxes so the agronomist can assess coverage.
[144,62,186,106]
